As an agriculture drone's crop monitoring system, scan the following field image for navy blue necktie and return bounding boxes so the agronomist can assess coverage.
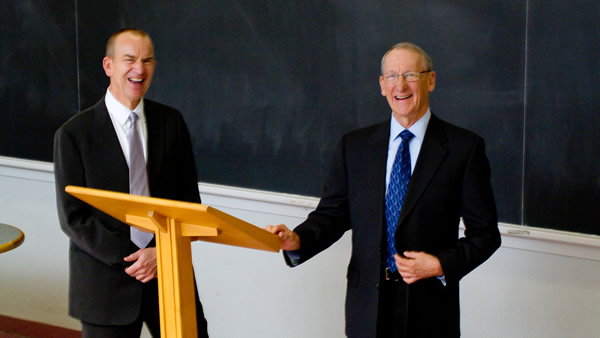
[385,130,414,272]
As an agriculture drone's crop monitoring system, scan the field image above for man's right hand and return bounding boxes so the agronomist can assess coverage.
[264,224,301,251]
[124,247,157,283]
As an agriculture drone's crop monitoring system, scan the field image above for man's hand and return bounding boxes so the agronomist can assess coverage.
[124,247,157,283]
[264,224,301,251]
[395,251,443,284]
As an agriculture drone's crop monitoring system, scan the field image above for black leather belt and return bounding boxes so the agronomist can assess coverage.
[384,267,402,282]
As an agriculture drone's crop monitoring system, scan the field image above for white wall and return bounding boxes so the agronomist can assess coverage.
[1,156,599,338]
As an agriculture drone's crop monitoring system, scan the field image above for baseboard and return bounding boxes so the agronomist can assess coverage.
[0,315,80,338]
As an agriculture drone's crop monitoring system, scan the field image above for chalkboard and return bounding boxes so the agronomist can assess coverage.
[0,1,78,161]
[524,0,600,235]
[1,1,598,235]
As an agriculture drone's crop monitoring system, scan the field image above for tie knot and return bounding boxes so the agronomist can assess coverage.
[128,112,139,129]
[399,129,414,142]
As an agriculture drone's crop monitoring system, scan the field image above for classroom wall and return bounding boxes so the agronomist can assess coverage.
[1,156,600,338]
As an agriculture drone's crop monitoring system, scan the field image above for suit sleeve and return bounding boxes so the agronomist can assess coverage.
[54,127,136,267]
[173,111,201,204]
[436,137,501,284]
[291,137,352,265]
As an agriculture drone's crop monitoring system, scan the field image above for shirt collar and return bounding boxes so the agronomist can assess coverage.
[390,108,431,141]
[104,88,146,127]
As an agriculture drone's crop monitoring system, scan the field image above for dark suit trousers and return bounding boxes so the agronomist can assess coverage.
[376,277,409,338]
[376,276,461,338]
[82,279,209,338]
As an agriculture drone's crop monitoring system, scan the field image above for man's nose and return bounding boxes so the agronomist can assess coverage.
[132,60,145,72]
[395,76,408,89]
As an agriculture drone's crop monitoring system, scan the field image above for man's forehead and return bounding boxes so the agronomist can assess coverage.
[383,49,423,69]
[114,34,153,55]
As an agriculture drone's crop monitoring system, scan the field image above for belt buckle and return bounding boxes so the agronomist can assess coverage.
[385,267,401,282]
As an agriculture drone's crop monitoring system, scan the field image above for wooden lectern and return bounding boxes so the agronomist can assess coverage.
[65,185,280,338]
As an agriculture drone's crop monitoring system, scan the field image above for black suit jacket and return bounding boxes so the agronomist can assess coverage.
[290,114,501,337]
[54,97,201,325]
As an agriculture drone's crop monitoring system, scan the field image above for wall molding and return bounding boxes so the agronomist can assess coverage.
[2,155,599,261]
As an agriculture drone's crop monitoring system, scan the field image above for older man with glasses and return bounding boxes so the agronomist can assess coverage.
[267,42,501,338]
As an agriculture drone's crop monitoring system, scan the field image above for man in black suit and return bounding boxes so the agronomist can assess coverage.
[54,28,209,337]
[266,42,501,337]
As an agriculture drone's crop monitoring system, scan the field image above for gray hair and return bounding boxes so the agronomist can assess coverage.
[380,42,433,73]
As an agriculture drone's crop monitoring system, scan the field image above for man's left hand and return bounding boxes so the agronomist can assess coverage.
[395,251,443,284]
[124,247,157,283]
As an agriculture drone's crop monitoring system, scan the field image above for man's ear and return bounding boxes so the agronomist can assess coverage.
[379,76,386,96]
[102,56,113,77]
[428,71,436,92]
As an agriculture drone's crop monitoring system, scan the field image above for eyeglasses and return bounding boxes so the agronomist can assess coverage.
[381,70,431,84]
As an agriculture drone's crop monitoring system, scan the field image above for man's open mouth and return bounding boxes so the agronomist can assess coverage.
[395,94,412,100]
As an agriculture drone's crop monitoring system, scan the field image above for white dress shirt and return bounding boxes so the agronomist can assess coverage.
[385,109,432,191]
[104,88,148,166]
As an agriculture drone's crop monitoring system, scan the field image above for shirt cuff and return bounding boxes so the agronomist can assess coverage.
[284,250,301,266]
[437,275,447,286]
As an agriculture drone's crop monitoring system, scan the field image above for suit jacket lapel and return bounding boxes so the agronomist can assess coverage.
[144,100,164,193]
[92,98,129,193]
[398,114,448,224]
[367,120,391,238]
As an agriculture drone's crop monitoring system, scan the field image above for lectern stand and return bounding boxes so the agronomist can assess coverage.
[65,185,280,338]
